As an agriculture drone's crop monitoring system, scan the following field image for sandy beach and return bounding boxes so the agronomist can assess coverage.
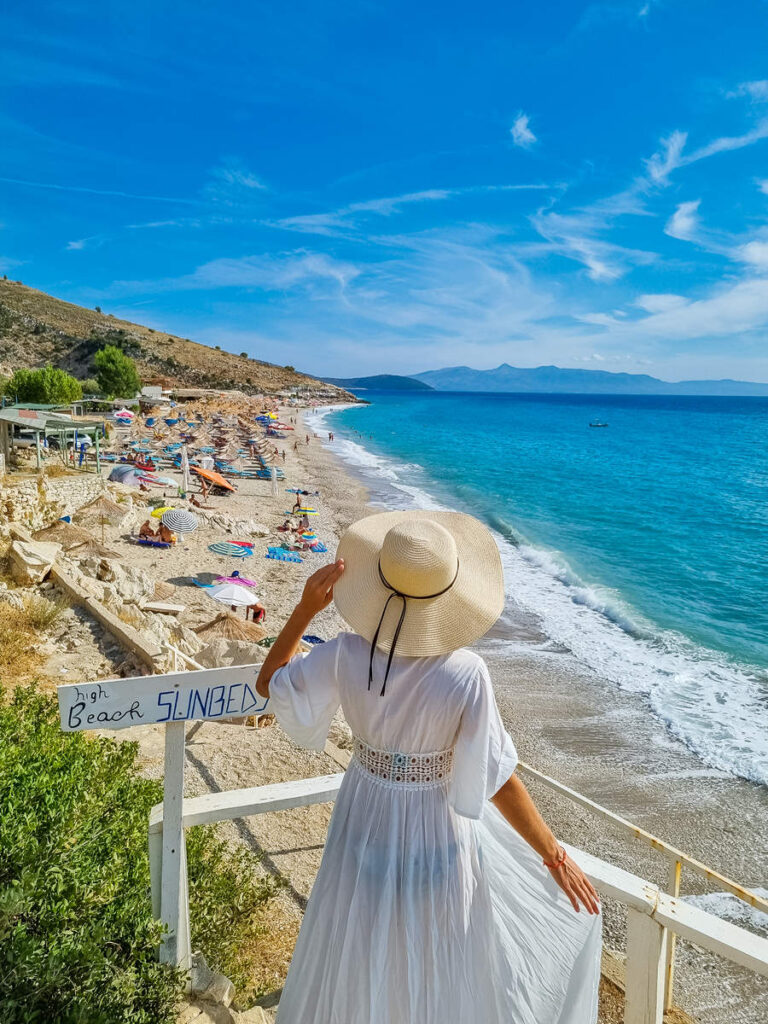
[16,399,766,1022]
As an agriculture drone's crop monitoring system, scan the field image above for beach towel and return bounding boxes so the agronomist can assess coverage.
[136,538,172,549]
[266,549,303,563]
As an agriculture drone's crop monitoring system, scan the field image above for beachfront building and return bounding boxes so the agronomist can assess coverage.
[0,406,105,472]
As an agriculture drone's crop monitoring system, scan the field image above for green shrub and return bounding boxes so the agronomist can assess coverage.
[0,687,282,1022]
[93,345,142,398]
[4,365,83,404]
[80,378,100,395]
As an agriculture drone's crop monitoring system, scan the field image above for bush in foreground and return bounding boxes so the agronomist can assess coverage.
[0,687,281,1023]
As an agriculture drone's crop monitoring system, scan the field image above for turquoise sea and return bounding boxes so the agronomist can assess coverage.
[308,392,768,786]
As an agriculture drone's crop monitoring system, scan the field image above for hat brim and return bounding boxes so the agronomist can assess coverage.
[333,510,504,657]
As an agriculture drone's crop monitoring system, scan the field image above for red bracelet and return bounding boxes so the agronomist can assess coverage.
[543,848,567,870]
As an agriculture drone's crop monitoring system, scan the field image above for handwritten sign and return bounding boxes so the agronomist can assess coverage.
[57,664,268,732]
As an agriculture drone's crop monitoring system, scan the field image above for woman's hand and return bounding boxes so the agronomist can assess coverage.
[547,851,601,915]
[298,560,345,618]
[491,775,600,915]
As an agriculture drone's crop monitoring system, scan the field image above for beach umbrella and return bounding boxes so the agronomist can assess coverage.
[193,612,266,643]
[68,539,123,560]
[151,505,175,519]
[207,582,257,607]
[108,465,144,484]
[147,474,179,487]
[270,465,279,497]
[33,521,93,549]
[181,445,191,494]
[75,495,126,523]
[160,509,198,534]
[114,409,135,420]
[192,466,236,492]
[208,541,254,560]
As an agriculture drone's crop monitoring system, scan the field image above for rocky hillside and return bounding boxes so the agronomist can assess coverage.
[0,279,353,398]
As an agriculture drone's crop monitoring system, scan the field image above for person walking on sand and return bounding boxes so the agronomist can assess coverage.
[257,510,601,1024]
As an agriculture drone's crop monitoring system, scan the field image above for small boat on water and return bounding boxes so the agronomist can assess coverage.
[589,420,609,428]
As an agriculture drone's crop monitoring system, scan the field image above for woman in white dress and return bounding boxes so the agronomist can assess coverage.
[257,511,602,1024]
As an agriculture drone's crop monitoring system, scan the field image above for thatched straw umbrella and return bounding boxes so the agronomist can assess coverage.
[193,612,266,643]
[67,540,123,560]
[33,521,93,549]
[74,495,127,526]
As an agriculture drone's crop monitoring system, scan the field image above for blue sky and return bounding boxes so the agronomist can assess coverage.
[2,1,768,381]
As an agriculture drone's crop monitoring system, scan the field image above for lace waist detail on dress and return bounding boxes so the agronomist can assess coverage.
[352,736,454,788]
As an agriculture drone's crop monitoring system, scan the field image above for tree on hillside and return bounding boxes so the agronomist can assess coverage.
[4,365,83,404]
[80,378,100,395]
[93,345,142,398]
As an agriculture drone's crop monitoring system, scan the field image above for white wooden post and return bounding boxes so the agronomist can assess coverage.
[624,908,669,1024]
[158,720,191,973]
[664,858,681,1010]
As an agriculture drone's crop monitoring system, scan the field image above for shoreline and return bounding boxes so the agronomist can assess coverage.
[304,404,768,1023]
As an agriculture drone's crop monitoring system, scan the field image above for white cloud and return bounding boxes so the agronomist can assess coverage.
[736,240,768,268]
[756,179,768,195]
[686,122,768,163]
[275,183,551,237]
[0,175,197,204]
[529,207,656,280]
[204,159,267,205]
[634,293,688,313]
[645,130,688,183]
[664,199,701,241]
[66,238,88,251]
[510,112,537,149]
[105,250,360,297]
[576,313,621,327]
[644,122,768,186]
[728,80,768,103]
[210,159,265,191]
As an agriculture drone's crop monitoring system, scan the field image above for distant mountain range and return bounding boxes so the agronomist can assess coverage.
[412,364,768,396]
[322,374,434,391]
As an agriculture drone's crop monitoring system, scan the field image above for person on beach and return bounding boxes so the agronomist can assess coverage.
[138,519,157,539]
[257,510,601,1024]
[246,601,266,623]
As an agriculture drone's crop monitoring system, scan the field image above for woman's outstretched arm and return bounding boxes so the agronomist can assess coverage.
[256,560,345,698]
[491,774,601,914]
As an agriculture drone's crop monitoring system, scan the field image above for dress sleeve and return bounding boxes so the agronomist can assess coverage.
[449,658,518,820]
[269,636,342,750]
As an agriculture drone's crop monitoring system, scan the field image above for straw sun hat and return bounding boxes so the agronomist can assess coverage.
[333,510,505,693]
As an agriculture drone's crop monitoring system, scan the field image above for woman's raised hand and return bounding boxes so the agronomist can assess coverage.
[547,852,601,915]
[298,560,345,617]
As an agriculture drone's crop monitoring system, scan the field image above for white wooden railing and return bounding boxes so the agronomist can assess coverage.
[515,761,768,1012]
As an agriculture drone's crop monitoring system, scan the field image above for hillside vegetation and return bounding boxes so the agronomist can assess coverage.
[0,279,349,397]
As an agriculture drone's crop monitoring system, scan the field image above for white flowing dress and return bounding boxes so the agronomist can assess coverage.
[270,633,601,1024]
